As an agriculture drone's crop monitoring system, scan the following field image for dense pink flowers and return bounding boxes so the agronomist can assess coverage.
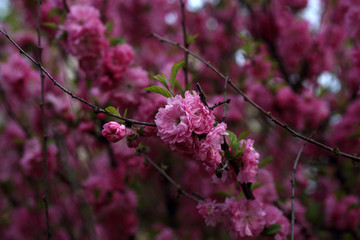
[102,122,127,143]
[155,91,228,173]
[155,94,191,144]
[223,198,266,240]
[155,91,215,143]
[195,122,227,173]
[236,139,260,183]
[183,91,215,134]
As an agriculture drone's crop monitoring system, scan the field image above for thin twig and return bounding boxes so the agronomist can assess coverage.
[62,0,70,12]
[150,32,360,163]
[36,1,51,239]
[196,83,210,108]
[54,135,97,240]
[209,99,231,111]
[179,0,189,89]
[223,75,229,122]
[144,156,201,203]
[0,29,156,127]
[291,132,313,240]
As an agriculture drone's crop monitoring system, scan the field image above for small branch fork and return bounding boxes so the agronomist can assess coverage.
[0,29,156,127]
[150,32,360,163]
[36,0,51,239]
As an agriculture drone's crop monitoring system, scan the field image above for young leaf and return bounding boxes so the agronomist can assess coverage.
[123,108,128,118]
[348,202,360,210]
[170,60,184,91]
[237,131,251,141]
[105,106,121,116]
[110,37,126,46]
[226,130,239,152]
[106,21,114,35]
[144,86,172,98]
[259,156,273,169]
[154,73,169,89]
[174,80,184,92]
[186,33,198,44]
[42,22,59,29]
[264,224,282,236]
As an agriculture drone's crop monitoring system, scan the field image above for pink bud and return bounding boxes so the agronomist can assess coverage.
[102,122,126,143]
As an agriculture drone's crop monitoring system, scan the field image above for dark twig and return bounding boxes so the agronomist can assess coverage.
[291,132,313,240]
[144,156,201,203]
[150,32,360,162]
[62,0,70,13]
[196,83,210,108]
[209,99,231,111]
[179,0,189,89]
[223,75,229,122]
[0,29,156,127]
[37,1,51,239]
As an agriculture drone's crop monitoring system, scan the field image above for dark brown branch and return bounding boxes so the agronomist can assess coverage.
[150,32,360,163]
[36,0,51,239]
[0,29,156,127]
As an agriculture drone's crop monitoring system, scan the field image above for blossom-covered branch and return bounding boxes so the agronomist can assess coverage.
[151,32,360,163]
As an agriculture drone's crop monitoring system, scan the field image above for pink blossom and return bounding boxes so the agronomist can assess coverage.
[253,169,278,203]
[197,199,222,227]
[195,122,228,173]
[223,198,266,240]
[63,5,107,58]
[103,44,134,78]
[264,205,290,240]
[183,91,215,134]
[112,67,149,108]
[155,94,191,144]
[236,139,260,183]
[102,122,126,143]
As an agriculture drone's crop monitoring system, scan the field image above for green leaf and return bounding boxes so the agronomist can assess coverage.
[109,37,126,46]
[123,108,128,118]
[346,123,360,139]
[259,156,273,169]
[105,106,121,116]
[144,86,172,98]
[348,202,360,210]
[186,33,198,44]
[106,21,114,35]
[215,190,232,198]
[154,73,169,89]
[52,31,67,45]
[48,8,63,17]
[237,131,251,141]
[170,60,184,91]
[174,80,184,92]
[264,224,282,236]
[42,22,59,29]
[226,130,239,152]
[250,182,263,190]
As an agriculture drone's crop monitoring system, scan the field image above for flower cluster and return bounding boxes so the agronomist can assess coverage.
[155,91,227,173]
[197,197,290,240]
